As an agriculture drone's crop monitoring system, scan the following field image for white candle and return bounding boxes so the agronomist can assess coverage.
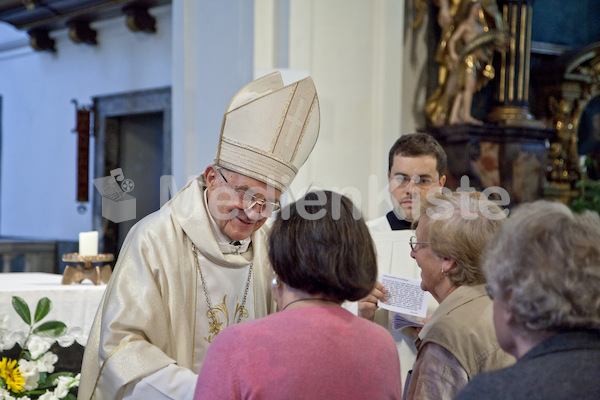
[79,231,99,256]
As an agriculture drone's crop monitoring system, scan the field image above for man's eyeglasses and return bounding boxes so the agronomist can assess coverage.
[216,168,280,217]
[392,175,439,189]
[409,235,429,252]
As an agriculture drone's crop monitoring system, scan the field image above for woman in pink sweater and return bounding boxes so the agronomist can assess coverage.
[194,190,402,399]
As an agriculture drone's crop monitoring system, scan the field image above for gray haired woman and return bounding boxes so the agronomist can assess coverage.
[456,200,600,400]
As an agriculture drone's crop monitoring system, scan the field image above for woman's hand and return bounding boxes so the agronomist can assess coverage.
[358,281,388,320]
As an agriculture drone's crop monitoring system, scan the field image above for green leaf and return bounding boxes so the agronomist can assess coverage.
[21,389,48,395]
[64,394,78,400]
[12,296,31,325]
[32,321,67,338]
[34,297,52,324]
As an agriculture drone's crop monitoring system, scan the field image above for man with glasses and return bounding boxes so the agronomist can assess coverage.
[368,132,447,232]
[358,132,447,389]
[79,72,320,400]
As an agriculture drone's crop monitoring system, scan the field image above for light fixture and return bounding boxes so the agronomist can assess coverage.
[123,5,156,33]
[28,28,55,52]
[67,20,97,45]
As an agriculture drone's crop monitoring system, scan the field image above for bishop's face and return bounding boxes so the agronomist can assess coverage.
[205,166,281,241]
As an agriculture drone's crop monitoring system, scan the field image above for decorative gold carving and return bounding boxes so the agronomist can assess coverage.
[423,0,505,127]
[524,5,532,101]
[499,4,508,102]
[518,4,526,101]
[488,1,543,127]
[543,44,600,189]
[508,4,517,102]
[204,295,249,343]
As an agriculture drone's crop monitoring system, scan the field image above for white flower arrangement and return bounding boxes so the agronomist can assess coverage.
[0,297,80,399]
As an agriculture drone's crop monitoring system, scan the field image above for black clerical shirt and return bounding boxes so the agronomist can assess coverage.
[386,211,413,230]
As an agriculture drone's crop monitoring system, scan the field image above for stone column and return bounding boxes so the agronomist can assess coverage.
[487,0,543,127]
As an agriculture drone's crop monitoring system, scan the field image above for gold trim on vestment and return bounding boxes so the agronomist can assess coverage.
[90,338,145,399]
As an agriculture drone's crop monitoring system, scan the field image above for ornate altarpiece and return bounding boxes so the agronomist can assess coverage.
[420,0,600,207]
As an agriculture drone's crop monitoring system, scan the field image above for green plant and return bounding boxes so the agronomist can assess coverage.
[570,179,600,215]
[0,297,79,399]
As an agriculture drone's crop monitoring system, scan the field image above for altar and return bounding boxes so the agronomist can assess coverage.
[0,273,106,352]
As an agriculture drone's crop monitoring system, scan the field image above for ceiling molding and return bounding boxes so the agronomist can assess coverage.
[0,0,170,51]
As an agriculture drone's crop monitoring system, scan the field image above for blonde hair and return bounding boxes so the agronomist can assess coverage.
[418,191,507,286]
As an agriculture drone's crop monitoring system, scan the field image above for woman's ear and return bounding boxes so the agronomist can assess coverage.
[498,288,516,325]
[441,257,456,274]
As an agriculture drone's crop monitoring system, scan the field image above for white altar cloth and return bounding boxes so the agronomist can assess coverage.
[0,273,106,350]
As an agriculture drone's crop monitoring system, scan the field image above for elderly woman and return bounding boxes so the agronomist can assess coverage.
[194,190,402,399]
[455,200,600,400]
[404,191,514,400]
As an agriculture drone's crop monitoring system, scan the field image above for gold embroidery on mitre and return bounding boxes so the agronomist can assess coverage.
[290,94,317,163]
[272,82,315,162]
[271,82,298,152]
[204,295,250,343]
[220,136,298,173]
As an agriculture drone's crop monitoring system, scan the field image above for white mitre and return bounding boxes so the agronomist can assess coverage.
[214,71,320,192]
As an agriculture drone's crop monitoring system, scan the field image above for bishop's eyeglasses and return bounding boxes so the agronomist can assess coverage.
[391,174,439,189]
[216,168,281,217]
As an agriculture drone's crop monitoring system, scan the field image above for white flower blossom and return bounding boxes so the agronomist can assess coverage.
[0,312,8,330]
[0,313,8,352]
[52,373,80,399]
[18,359,40,391]
[53,376,72,399]
[27,336,52,360]
[0,387,16,400]
[72,373,81,387]
[38,391,59,400]
[36,351,58,373]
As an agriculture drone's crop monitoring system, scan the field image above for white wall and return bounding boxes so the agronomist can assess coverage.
[256,0,409,219]
[0,1,256,241]
[171,0,254,187]
[0,6,172,240]
[1,0,428,240]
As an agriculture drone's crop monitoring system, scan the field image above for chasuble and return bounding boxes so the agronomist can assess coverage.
[78,176,273,400]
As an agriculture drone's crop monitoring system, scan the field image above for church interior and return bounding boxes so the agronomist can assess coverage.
[0,0,599,396]
[0,0,599,269]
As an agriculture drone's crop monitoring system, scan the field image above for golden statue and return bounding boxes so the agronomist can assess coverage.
[419,0,505,127]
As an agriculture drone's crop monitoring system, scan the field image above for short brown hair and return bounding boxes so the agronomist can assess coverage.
[268,191,377,302]
[388,132,447,177]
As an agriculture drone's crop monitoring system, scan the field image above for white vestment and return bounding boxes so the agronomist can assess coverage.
[78,176,272,400]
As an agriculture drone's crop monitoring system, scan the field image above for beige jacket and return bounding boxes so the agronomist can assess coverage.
[416,284,514,378]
